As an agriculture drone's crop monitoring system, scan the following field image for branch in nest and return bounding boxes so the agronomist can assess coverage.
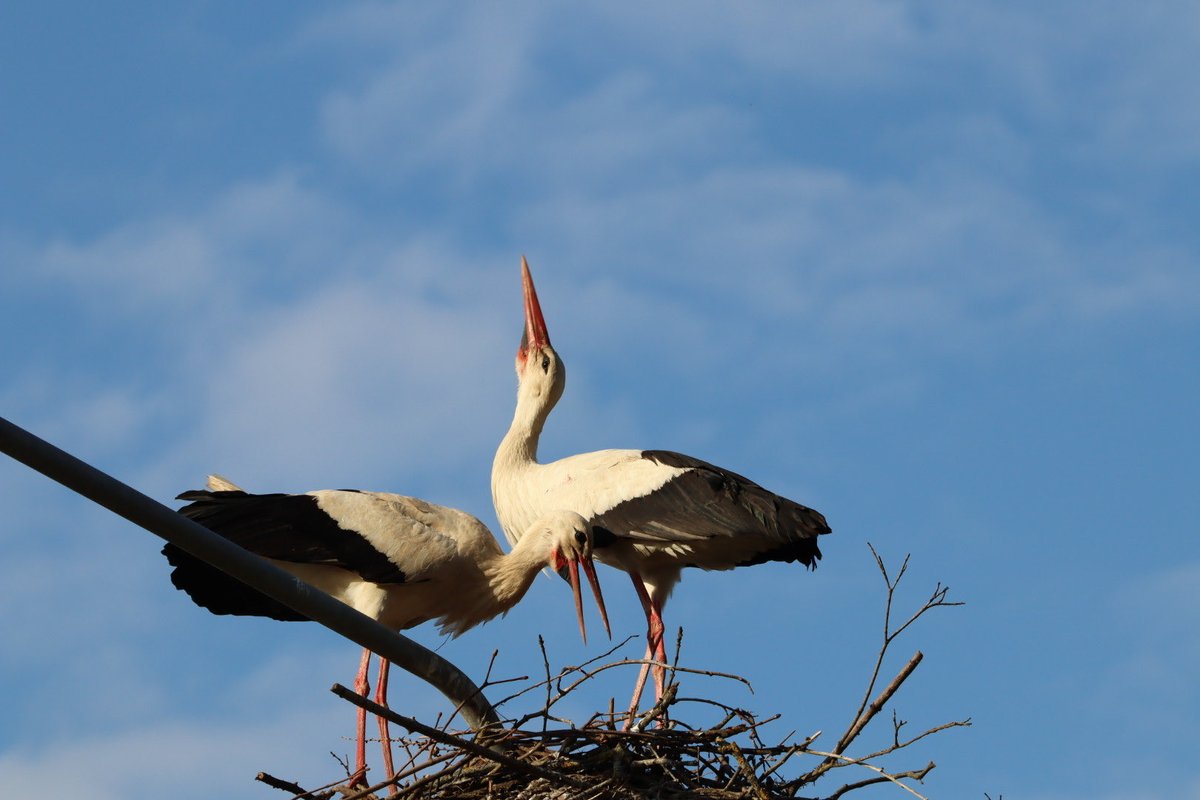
[498,636,636,717]
[330,683,589,789]
[824,760,937,800]
[255,772,332,799]
[715,736,771,800]
[835,650,924,755]
[796,749,937,800]
[632,681,678,732]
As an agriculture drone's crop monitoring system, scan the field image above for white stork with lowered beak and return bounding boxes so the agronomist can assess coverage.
[491,258,831,718]
[163,476,609,788]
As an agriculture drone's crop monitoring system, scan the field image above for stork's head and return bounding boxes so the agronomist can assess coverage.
[515,256,566,410]
[541,511,611,645]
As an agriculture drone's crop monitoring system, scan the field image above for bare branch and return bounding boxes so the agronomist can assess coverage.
[803,749,935,800]
[715,736,771,800]
[835,651,924,755]
[254,772,332,799]
[631,682,678,732]
[826,761,936,800]
[330,683,589,789]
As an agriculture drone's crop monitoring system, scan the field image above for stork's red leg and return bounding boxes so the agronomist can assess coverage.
[351,647,372,786]
[375,658,397,794]
[625,572,667,726]
[626,640,653,723]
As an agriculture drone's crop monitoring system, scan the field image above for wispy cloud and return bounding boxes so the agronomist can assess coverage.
[0,708,349,800]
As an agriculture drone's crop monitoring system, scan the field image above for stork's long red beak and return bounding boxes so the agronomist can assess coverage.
[580,555,612,640]
[520,255,551,353]
[558,554,611,645]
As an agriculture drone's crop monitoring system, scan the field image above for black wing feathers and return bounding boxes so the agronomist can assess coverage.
[163,489,406,621]
[162,541,308,621]
[594,450,830,569]
[175,490,406,583]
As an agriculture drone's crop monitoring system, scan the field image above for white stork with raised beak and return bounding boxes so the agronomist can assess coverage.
[491,258,831,719]
[164,476,609,788]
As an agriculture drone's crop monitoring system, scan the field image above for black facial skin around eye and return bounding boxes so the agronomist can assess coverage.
[542,355,550,372]
[575,530,586,545]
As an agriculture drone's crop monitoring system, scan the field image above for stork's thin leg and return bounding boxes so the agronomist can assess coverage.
[626,640,653,722]
[625,573,667,726]
[375,658,397,795]
[351,647,372,787]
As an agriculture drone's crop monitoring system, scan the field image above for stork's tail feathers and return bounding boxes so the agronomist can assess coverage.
[738,498,829,569]
[162,540,308,621]
[163,483,309,622]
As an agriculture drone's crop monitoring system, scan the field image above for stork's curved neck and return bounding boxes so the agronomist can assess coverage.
[440,529,552,635]
[495,387,546,467]
[493,352,563,473]
[485,528,554,609]
[492,349,566,543]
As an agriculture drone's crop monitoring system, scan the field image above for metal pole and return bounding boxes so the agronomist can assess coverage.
[0,415,500,729]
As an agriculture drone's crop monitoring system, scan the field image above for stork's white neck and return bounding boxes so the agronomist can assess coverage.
[483,527,554,608]
[491,352,562,542]
[437,526,559,636]
[495,386,546,466]
[492,391,542,542]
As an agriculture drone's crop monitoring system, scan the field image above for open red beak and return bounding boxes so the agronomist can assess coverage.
[520,256,551,354]
[558,554,611,645]
[580,555,611,640]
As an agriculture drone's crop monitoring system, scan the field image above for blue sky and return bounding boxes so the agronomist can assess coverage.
[2,3,1198,797]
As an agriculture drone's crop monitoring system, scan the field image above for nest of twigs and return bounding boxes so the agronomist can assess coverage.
[333,681,826,800]
[258,550,970,800]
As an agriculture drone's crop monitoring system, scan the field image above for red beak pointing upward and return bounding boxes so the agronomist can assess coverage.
[520,256,551,355]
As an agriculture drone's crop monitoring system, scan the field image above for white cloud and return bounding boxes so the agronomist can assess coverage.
[318,6,537,178]
[24,172,349,318]
[314,2,920,185]
[38,221,220,311]
[296,0,1200,366]
[0,708,350,800]
[588,0,923,85]
[170,274,512,488]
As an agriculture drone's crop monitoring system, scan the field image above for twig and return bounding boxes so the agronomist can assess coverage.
[830,762,940,800]
[832,545,961,759]
[330,683,588,789]
[339,772,406,800]
[254,772,327,799]
[834,651,923,755]
[860,717,973,761]
[631,682,678,732]
[498,636,636,712]
[555,657,754,701]
[715,736,770,800]
[339,748,462,800]
[669,625,684,691]
[755,743,803,785]
[539,635,553,733]
[391,756,472,799]
[802,750,935,800]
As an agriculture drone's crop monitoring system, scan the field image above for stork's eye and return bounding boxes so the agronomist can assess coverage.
[574,530,586,545]
[541,354,550,372]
